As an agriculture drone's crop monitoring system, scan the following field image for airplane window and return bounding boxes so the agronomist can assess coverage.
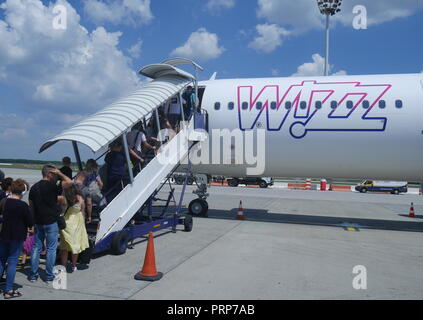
[346,101,354,109]
[362,100,370,109]
[228,102,234,110]
[395,100,403,109]
[300,101,307,110]
[242,102,249,110]
[270,101,277,110]
[315,101,322,109]
[331,101,338,109]
[285,101,292,110]
[256,102,263,110]
[379,100,386,109]
[214,102,221,110]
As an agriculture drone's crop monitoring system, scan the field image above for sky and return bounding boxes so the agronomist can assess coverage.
[0,0,422,161]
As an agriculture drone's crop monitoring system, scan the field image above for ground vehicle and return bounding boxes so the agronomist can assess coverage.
[227,177,274,188]
[172,173,195,185]
[172,173,212,185]
[355,180,408,194]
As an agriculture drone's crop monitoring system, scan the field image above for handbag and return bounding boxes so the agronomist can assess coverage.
[58,206,69,231]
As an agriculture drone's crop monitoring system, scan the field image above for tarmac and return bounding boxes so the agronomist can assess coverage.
[5,182,423,300]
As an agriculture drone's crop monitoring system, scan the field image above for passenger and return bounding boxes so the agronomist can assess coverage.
[73,171,92,224]
[127,123,146,175]
[58,184,89,272]
[104,139,127,203]
[59,157,73,179]
[142,119,161,165]
[19,227,34,268]
[28,165,72,283]
[0,178,13,200]
[85,159,104,206]
[146,117,158,138]
[166,96,182,131]
[182,86,197,120]
[148,114,170,139]
[0,169,4,182]
[128,122,158,174]
[0,179,34,299]
[160,118,175,143]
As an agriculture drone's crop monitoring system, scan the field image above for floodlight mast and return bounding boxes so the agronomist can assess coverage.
[316,0,342,76]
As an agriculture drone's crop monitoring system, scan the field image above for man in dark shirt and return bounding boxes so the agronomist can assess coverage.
[59,156,73,179]
[28,165,72,282]
[104,140,127,203]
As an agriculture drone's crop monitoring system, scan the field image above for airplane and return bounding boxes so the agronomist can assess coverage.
[39,58,423,249]
[191,72,423,183]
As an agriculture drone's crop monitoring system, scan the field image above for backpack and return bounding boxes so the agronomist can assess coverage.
[87,180,103,204]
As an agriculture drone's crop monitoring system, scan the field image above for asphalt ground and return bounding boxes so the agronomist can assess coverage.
[1,178,422,300]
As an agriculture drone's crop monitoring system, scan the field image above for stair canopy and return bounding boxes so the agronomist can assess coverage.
[39,72,195,154]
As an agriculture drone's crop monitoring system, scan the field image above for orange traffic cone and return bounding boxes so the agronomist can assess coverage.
[409,203,416,218]
[134,232,163,281]
[236,201,245,220]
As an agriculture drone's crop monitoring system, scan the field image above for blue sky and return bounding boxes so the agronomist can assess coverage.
[0,0,422,161]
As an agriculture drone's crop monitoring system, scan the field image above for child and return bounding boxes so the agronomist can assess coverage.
[19,227,35,267]
[59,184,89,272]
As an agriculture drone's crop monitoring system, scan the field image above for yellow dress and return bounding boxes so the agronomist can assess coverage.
[59,203,89,254]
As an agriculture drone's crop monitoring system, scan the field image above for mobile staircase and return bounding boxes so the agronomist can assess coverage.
[39,58,208,255]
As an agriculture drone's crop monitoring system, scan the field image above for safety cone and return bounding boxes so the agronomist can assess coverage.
[134,232,163,281]
[236,201,245,220]
[409,203,416,218]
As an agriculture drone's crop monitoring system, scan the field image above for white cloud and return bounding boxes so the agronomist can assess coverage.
[271,69,280,76]
[257,0,322,33]
[248,23,290,53]
[0,0,140,115]
[83,0,153,26]
[128,39,143,59]
[0,114,34,140]
[171,28,225,62]
[257,0,423,33]
[332,70,348,76]
[291,54,347,77]
[206,0,235,12]
[335,0,423,27]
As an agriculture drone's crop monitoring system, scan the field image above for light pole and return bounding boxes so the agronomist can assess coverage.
[316,0,342,76]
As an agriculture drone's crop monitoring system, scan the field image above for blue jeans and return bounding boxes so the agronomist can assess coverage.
[0,240,23,291]
[30,223,58,281]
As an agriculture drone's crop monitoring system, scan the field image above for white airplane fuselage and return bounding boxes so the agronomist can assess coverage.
[190,73,423,181]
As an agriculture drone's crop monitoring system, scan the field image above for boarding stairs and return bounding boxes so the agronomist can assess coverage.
[38,58,207,252]
[94,114,208,244]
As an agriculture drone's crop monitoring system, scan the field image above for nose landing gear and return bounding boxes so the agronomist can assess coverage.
[188,198,208,217]
[188,174,209,217]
